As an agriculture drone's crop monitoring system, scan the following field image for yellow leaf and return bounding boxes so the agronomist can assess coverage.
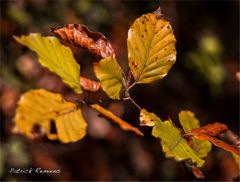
[179,111,200,133]
[139,109,155,126]
[93,57,124,100]
[127,12,176,84]
[91,104,143,136]
[14,89,87,143]
[179,111,212,158]
[141,109,204,167]
[232,152,240,167]
[14,33,82,93]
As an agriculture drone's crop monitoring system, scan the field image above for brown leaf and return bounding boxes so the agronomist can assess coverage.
[187,122,228,137]
[91,104,143,136]
[153,7,164,19]
[79,76,100,92]
[51,24,115,58]
[194,134,240,156]
[192,167,205,179]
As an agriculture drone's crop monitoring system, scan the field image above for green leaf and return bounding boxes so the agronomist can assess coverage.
[179,111,212,158]
[93,57,124,100]
[127,12,176,84]
[140,109,204,167]
[14,89,87,143]
[14,33,82,93]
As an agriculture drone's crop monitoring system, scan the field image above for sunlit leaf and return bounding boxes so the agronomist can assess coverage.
[80,76,100,92]
[91,104,143,136]
[192,134,240,156]
[13,89,87,143]
[93,57,125,100]
[179,111,200,133]
[14,33,82,93]
[127,8,176,84]
[51,24,115,58]
[179,111,212,158]
[232,152,240,167]
[142,109,204,167]
[139,109,155,126]
[186,122,228,137]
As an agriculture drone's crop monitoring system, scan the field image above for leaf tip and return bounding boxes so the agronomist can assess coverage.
[153,7,164,19]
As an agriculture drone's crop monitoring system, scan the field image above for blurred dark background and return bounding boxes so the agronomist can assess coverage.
[0,0,239,181]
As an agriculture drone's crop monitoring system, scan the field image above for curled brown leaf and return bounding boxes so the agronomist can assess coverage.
[187,122,228,137]
[79,76,100,92]
[51,24,115,58]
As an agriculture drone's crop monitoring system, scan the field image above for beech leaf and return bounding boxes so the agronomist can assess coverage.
[141,109,204,167]
[179,111,212,158]
[79,76,101,92]
[139,109,155,126]
[13,89,87,143]
[192,134,240,156]
[186,122,228,137]
[14,33,82,93]
[51,24,115,58]
[93,57,125,100]
[91,104,143,136]
[127,8,176,84]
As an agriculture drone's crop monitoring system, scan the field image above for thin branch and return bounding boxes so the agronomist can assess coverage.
[124,95,141,110]
[127,81,137,91]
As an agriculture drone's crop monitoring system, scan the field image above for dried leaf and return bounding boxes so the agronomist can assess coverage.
[79,76,100,92]
[193,134,240,156]
[51,24,115,58]
[14,33,82,93]
[192,166,205,179]
[139,109,155,126]
[127,9,176,84]
[187,122,228,137]
[13,89,87,143]
[179,111,212,158]
[144,109,204,167]
[91,104,143,136]
[93,57,125,100]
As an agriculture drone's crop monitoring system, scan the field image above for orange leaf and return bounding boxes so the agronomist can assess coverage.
[51,24,115,58]
[91,104,143,136]
[194,134,240,156]
[191,166,205,179]
[187,122,228,137]
[79,76,100,92]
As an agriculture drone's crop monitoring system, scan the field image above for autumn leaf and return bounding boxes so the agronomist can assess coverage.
[141,109,204,167]
[179,111,212,158]
[232,152,240,167]
[191,166,205,179]
[127,8,176,84]
[13,89,87,143]
[186,122,228,137]
[191,134,240,156]
[93,57,125,100]
[14,33,82,94]
[79,76,100,92]
[184,122,240,156]
[51,24,115,58]
[139,109,155,126]
[91,104,143,136]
